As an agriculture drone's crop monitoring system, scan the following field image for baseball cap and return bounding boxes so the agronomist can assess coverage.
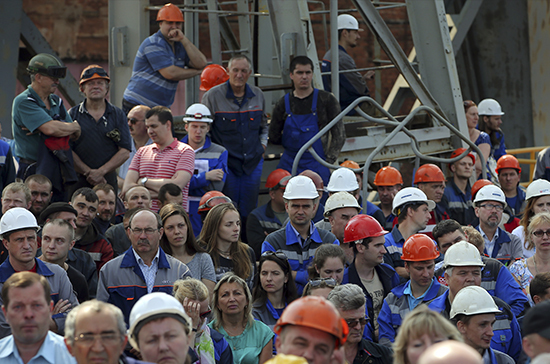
[523,300,550,339]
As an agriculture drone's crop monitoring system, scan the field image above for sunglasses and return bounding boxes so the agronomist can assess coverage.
[308,278,337,288]
[41,66,67,80]
[200,308,212,319]
[82,67,109,80]
[345,316,368,328]
[261,250,288,261]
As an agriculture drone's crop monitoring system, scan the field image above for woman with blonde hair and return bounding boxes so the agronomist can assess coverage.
[198,203,256,288]
[209,273,273,364]
[160,204,216,293]
[393,305,462,364]
[173,278,233,364]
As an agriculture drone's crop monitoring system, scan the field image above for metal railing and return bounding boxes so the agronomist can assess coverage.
[506,146,546,186]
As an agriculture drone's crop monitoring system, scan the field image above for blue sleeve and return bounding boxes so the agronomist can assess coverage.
[213,334,233,364]
[475,132,491,146]
[261,241,275,254]
[321,59,332,92]
[190,171,208,190]
[507,316,522,362]
[295,270,309,286]
[494,132,506,161]
[495,266,529,317]
[377,299,396,346]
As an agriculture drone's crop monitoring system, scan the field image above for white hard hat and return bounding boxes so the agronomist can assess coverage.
[327,168,359,192]
[526,179,550,201]
[443,241,485,268]
[477,98,504,116]
[324,191,361,217]
[391,187,436,215]
[283,176,319,200]
[337,14,363,31]
[473,185,507,208]
[183,103,213,123]
[128,292,192,349]
[0,207,39,237]
[450,286,501,319]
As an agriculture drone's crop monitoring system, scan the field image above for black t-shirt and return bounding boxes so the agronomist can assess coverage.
[66,264,89,302]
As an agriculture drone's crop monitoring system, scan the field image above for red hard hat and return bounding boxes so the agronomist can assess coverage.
[274,296,349,349]
[340,160,360,171]
[200,64,230,91]
[344,214,388,244]
[266,169,292,189]
[374,166,403,186]
[157,3,184,22]
[471,179,493,201]
[450,148,475,164]
[198,191,232,213]
[414,164,445,184]
[401,234,440,261]
[495,154,521,174]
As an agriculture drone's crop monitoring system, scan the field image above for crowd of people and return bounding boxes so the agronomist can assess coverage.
[2,3,550,364]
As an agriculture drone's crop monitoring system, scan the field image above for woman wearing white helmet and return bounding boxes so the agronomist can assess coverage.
[511,179,550,258]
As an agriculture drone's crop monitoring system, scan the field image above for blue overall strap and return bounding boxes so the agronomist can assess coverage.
[284,92,291,116]
[311,88,319,114]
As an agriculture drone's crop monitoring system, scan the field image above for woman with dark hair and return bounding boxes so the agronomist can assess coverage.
[160,203,216,294]
[307,244,346,284]
[252,251,298,330]
[198,203,256,288]
[464,100,492,179]
[209,273,273,364]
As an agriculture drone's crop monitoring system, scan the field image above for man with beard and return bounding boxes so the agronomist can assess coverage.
[328,284,393,364]
[414,164,449,238]
[97,209,191,325]
[443,148,476,225]
[92,184,116,235]
[374,166,403,229]
[24,174,53,218]
[477,99,506,162]
[70,188,113,272]
[473,185,522,265]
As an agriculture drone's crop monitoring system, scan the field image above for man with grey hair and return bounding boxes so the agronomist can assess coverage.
[64,299,147,364]
[327,284,393,364]
[202,54,269,228]
[39,219,89,302]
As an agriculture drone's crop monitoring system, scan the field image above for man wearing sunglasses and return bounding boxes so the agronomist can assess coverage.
[122,3,207,113]
[473,185,522,266]
[328,284,393,364]
[12,53,81,181]
[69,65,131,194]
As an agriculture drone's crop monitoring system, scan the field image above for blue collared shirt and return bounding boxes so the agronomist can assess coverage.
[0,331,76,364]
[133,248,160,293]
[404,279,434,310]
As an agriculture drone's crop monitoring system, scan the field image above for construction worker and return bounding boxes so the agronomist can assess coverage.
[315,191,361,264]
[384,187,434,279]
[327,167,386,227]
[270,55,344,185]
[247,169,291,259]
[495,155,525,218]
[181,103,228,235]
[373,166,403,229]
[432,219,528,318]
[473,185,523,265]
[428,242,522,361]
[444,148,476,225]
[128,292,192,364]
[414,164,449,238]
[343,214,399,340]
[199,64,229,92]
[122,3,207,112]
[262,176,338,293]
[274,295,348,364]
[340,160,363,191]
[451,286,514,364]
[378,234,447,346]
[478,99,506,162]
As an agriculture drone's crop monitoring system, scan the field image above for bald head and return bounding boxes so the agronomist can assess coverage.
[418,341,482,364]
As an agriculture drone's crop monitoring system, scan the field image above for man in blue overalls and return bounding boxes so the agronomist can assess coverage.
[268,56,346,185]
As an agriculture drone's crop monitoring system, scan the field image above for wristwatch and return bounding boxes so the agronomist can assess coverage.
[139,177,148,186]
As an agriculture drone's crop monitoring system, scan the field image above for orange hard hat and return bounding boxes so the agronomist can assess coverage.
[157,3,184,22]
[200,64,230,91]
[401,234,440,261]
[79,65,110,86]
[266,169,292,189]
[374,166,403,186]
[495,154,521,174]
[274,296,349,349]
[414,164,445,184]
[450,148,475,165]
[471,179,493,201]
[344,214,388,244]
[198,191,232,213]
[340,160,360,171]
